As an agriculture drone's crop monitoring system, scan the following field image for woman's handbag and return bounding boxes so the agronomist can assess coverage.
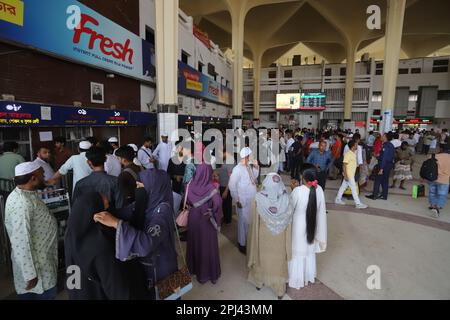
[175,182,190,227]
[155,205,193,300]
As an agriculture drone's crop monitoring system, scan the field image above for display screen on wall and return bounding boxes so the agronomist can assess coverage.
[0,0,155,82]
[299,92,326,110]
[276,93,301,110]
[178,61,232,107]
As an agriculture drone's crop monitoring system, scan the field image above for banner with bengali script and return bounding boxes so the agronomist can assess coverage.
[0,101,157,127]
[0,0,155,82]
[0,0,23,26]
[178,61,232,107]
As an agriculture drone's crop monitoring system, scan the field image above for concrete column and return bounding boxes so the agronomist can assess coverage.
[344,43,357,121]
[155,0,179,141]
[381,0,406,133]
[253,52,262,120]
[231,9,245,127]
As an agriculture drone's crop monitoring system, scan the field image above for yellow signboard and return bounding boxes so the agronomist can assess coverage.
[186,79,203,92]
[0,0,24,26]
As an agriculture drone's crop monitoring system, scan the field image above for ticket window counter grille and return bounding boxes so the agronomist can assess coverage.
[0,128,31,161]
[62,127,93,152]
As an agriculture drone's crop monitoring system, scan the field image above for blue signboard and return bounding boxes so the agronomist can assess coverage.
[0,0,155,82]
[129,111,157,126]
[0,101,155,127]
[178,61,232,106]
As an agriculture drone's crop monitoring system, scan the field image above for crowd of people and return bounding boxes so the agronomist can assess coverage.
[0,125,449,300]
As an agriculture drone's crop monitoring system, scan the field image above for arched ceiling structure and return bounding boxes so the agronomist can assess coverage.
[180,0,450,65]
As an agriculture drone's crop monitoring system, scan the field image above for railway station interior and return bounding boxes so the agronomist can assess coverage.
[0,0,449,301]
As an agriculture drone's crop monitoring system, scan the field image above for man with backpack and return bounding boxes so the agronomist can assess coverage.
[422,149,450,218]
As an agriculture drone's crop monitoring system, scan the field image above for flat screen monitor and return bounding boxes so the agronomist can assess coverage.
[299,92,326,110]
[276,93,301,110]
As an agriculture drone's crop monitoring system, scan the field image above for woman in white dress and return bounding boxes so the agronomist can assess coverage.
[288,168,327,289]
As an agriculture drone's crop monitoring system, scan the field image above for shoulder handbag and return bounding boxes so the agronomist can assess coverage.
[175,182,190,227]
[155,203,193,300]
[123,167,140,182]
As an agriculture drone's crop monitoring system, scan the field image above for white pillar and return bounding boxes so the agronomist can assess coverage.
[253,52,263,121]
[344,43,357,121]
[381,0,406,133]
[231,10,245,129]
[155,0,179,142]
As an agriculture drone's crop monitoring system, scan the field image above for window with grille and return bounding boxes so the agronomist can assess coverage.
[284,70,293,78]
[438,90,450,101]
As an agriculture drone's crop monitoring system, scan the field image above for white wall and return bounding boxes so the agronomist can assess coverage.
[435,101,450,119]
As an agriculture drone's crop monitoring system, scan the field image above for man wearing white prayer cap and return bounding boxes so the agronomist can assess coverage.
[108,137,119,155]
[152,132,173,171]
[128,144,143,167]
[48,140,93,191]
[5,162,58,299]
[228,147,259,254]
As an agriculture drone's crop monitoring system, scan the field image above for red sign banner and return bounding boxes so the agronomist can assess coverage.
[193,25,211,49]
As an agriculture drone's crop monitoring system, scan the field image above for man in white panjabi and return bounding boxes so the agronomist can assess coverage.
[229,147,259,255]
[152,133,173,171]
[288,168,327,289]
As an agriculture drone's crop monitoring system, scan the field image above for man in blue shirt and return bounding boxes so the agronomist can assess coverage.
[366,132,395,200]
[307,140,333,190]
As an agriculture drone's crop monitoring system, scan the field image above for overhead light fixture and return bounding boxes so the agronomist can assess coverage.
[106,74,115,78]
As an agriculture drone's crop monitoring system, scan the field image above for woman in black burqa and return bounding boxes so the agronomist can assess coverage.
[64,192,149,300]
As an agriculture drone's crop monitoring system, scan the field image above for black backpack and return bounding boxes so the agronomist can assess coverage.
[420,154,438,182]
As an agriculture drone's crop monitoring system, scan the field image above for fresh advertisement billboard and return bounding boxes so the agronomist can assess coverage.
[0,0,155,82]
[276,93,301,110]
[178,61,232,107]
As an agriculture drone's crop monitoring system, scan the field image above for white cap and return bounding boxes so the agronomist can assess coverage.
[128,144,138,152]
[240,147,252,159]
[161,132,168,137]
[15,162,41,177]
[108,137,118,143]
[79,141,92,150]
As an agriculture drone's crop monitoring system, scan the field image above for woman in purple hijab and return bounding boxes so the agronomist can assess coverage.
[94,169,178,299]
[186,163,223,284]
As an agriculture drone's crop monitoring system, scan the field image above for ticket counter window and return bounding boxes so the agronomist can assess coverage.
[62,127,93,152]
[0,128,31,161]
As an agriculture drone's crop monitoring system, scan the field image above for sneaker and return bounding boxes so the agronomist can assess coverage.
[430,208,440,218]
[335,199,346,205]
[356,203,368,209]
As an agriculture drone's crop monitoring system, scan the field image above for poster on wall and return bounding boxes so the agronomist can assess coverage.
[178,61,232,107]
[0,0,155,82]
[90,82,104,104]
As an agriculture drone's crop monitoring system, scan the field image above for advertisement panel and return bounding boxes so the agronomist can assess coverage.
[0,0,155,82]
[276,93,301,110]
[178,61,232,107]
